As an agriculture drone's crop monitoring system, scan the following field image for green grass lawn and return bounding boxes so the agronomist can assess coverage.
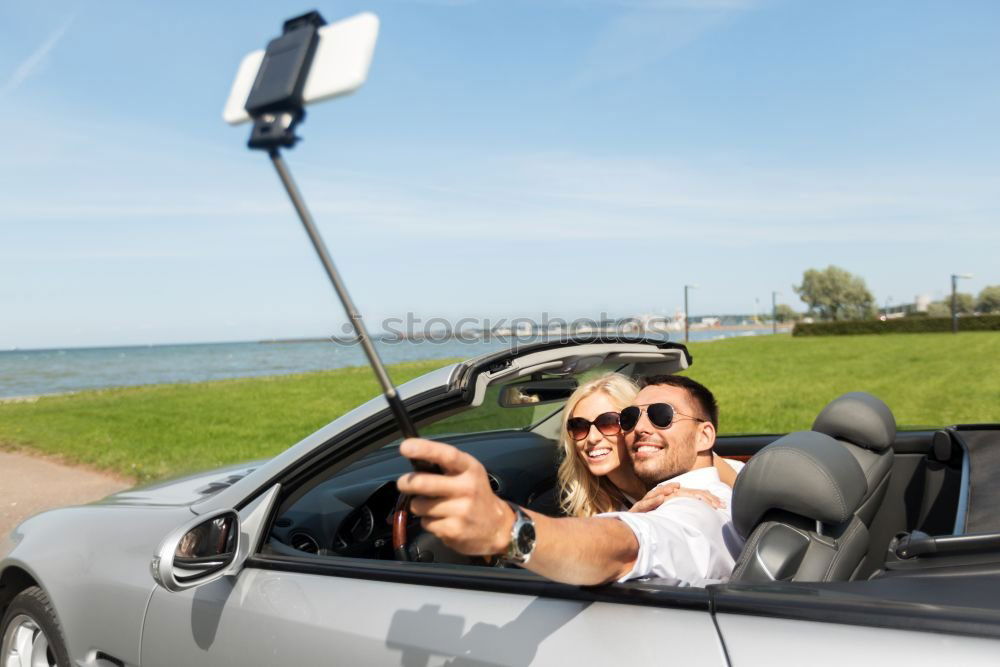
[1,332,997,482]
[0,359,455,482]
[685,332,1000,434]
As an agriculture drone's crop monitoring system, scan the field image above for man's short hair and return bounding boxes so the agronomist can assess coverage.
[639,374,718,430]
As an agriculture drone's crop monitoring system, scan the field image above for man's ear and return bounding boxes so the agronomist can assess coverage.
[694,421,716,454]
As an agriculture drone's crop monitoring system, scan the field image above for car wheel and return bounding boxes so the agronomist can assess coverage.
[1,586,71,667]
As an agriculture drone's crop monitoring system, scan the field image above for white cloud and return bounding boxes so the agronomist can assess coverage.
[588,0,759,10]
[572,0,759,86]
[401,0,479,5]
[3,140,999,248]
[372,151,1000,244]
[1,15,75,96]
[1,101,997,249]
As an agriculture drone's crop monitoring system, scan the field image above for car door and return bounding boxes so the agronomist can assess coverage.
[141,563,726,666]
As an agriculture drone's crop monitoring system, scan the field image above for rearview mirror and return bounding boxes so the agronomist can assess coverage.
[151,509,239,592]
[498,379,578,408]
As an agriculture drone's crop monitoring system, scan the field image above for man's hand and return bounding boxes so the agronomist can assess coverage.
[399,440,641,585]
[628,482,725,513]
[397,438,515,556]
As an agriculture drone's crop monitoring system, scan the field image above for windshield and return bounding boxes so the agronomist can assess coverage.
[420,361,631,437]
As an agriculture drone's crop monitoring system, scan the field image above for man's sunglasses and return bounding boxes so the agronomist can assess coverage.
[619,403,706,432]
[566,412,622,441]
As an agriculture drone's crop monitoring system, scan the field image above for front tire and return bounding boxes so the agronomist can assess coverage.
[1,586,70,667]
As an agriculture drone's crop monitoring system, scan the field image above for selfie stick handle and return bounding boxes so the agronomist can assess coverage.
[267,148,419,440]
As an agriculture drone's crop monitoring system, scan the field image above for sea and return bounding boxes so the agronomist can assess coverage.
[0,329,777,399]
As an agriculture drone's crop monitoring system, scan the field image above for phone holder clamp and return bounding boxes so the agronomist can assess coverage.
[245,11,327,150]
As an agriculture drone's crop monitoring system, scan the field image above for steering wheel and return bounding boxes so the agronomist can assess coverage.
[391,493,412,561]
[392,492,490,565]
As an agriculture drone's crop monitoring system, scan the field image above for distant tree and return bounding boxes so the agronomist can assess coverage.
[977,285,1000,314]
[926,301,951,318]
[926,293,975,318]
[955,292,976,315]
[773,304,800,323]
[793,266,876,321]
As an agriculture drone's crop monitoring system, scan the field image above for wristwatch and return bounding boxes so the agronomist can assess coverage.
[503,502,536,565]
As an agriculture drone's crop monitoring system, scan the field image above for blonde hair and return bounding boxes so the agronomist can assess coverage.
[557,373,639,517]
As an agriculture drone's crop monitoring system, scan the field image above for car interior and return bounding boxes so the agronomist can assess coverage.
[262,349,1000,587]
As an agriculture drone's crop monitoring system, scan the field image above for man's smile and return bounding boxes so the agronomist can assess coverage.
[632,439,666,458]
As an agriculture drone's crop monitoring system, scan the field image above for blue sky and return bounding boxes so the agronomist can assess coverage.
[2,0,999,349]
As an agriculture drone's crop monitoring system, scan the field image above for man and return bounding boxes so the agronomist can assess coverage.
[396,374,742,586]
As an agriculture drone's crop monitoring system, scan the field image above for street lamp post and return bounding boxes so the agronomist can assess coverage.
[772,291,779,335]
[951,273,973,334]
[684,284,697,343]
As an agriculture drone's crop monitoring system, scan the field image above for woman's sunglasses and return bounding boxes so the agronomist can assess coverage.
[566,412,622,441]
[619,403,706,432]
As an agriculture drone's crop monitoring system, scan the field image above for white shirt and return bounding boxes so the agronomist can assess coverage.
[600,462,745,586]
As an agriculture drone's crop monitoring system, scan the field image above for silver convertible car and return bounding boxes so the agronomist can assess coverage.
[3,335,1000,666]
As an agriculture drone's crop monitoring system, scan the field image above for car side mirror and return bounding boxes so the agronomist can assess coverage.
[151,509,240,592]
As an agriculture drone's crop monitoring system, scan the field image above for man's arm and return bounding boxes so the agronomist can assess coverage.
[519,510,638,585]
[396,438,639,585]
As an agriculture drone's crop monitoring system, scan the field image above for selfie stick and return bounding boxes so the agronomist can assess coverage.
[241,12,430,466]
[266,152,423,444]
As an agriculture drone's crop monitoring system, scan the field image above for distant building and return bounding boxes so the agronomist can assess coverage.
[882,294,931,319]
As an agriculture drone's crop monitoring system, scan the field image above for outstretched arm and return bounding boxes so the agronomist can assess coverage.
[519,511,638,585]
[396,438,638,585]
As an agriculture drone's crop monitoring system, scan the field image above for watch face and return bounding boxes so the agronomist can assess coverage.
[516,522,536,554]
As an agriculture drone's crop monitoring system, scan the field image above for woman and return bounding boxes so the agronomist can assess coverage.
[557,372,735,517]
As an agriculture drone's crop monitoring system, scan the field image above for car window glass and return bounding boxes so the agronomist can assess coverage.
[421,384,563,436]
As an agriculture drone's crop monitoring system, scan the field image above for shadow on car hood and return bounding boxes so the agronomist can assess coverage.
[97,460,266,507]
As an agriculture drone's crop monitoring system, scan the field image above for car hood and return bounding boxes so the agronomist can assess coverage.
[97,460,266,507]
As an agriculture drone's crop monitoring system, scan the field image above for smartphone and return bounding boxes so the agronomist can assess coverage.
[223,12,379,125]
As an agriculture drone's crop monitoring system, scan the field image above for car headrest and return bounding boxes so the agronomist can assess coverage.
[811,392,896,452]
[732,431,867,539]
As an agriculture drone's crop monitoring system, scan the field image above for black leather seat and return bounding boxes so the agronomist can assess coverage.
[731,430,870,582]
[812,392,895,527]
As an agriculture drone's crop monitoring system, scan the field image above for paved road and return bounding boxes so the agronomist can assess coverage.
[0,451,131,539]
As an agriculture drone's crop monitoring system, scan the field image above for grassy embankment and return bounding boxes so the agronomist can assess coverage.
[0,332,997,483]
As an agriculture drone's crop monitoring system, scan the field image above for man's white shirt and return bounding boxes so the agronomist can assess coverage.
[600,461,745,586]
